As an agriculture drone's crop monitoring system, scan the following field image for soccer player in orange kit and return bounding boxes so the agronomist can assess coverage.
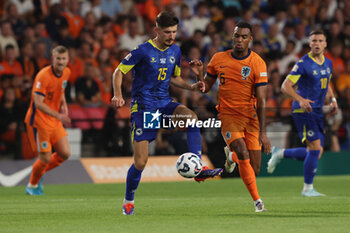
[191,22,271,212]
[24,45,71,195]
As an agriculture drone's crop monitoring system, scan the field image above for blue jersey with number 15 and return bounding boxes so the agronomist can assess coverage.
[287,52,333,117]
[118,39,181,111]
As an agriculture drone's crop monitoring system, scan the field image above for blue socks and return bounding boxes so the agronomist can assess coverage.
[186,125,202,159]
[125,164,142,201]
[303,150,320,184]
[284,148,307,161]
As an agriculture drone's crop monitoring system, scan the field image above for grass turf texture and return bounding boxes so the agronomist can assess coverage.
[1,176,349,233]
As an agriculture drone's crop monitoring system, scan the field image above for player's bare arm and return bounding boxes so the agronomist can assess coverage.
[60,93,68,115]
[33,93,71,124]
[111,68,125,108]
[189,60,204,79]
[326,84,338,115]
[281,78,314,113]
[170,75,205,92]
[256,85,271,154]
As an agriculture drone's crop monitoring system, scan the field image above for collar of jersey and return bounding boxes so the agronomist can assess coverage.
[148,39,170,51]
[308,52,325,65]
[231,49,251,60]
[51,65,63,78]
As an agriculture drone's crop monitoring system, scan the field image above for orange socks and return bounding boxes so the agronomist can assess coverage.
[29,159,48,186]
[238,159,260,201]
[29,153,66,186]
[231,151,239,163]
[44,152,66,172]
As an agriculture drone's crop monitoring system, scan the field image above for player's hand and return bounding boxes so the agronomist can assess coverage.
[57,113,71,124]
[189,60,203,77]
[111,96,125,108]
[259,132,271,154]
[191,81,205,92]
[298,98,314,113]
[329,101,338,115]
[60,104,68,115]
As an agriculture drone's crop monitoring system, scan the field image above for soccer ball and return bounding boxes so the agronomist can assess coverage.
[176,152,202,178]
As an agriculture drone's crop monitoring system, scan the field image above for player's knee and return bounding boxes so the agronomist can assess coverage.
[39,152,51,164]
[134,156,148,170]
[230,142,249,160]
[58,150,70,160]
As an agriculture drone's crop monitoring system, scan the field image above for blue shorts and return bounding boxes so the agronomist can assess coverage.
[292,112,324,146]
[130,101,181,142]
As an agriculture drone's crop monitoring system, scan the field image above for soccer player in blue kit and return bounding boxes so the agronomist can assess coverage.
[111,11,223,215]
[267,30,338,196]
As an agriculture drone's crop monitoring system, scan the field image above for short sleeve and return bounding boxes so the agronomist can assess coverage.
[254,55,268,86]
[287,59,305,84]
[173,46,181,77]
[206,53,218,79]
[33,72,49,96]
[118,46,145,74]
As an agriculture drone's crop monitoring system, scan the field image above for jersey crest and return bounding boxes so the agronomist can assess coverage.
[241,66,251,79]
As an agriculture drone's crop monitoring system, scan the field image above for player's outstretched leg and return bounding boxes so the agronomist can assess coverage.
[267,147,284,173]
[224,146,237,173]
[194,166,223,182]
[186,119,223,182]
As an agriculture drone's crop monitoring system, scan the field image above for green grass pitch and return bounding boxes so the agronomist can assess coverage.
[1,176,349,233]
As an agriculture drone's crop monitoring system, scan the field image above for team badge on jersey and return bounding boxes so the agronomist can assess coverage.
[169,56,175,64]
[41,141,48,149]
[62,80,67,89]
[36,82,41,89]
[307,130,314,137]
[241,66,251,79]
[225,131,231,140]
[136,128,143,136]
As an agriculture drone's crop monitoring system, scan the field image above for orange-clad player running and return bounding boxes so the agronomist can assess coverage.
[24,46,71,195]
[192,22,271,212]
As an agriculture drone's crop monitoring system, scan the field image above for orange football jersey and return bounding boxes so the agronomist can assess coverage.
[25,66,71,129]
[207,50,268,116]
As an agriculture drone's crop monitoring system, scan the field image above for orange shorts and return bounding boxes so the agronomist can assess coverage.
[219,113,261,150]
[26,123,67,153]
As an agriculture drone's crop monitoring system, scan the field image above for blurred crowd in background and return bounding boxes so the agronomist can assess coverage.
[0,0,350,160]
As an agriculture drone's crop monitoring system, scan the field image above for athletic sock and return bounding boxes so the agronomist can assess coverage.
[228,151,239,163]
[29,159,48,186]
[186,125,202,159]
[238,159,260,201]
[303,150,320,185]
[125,164,143,201]
[284,148,307,161]
[44,152,66,172]
[303,183,314,192]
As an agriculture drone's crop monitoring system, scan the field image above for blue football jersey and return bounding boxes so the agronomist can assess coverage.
[118,39,181,110]
[287,53,333,116]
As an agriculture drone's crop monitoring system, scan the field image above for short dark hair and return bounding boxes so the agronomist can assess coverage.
[309,29,326,37]
[235,21,252,33]
[156,11,179,28]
